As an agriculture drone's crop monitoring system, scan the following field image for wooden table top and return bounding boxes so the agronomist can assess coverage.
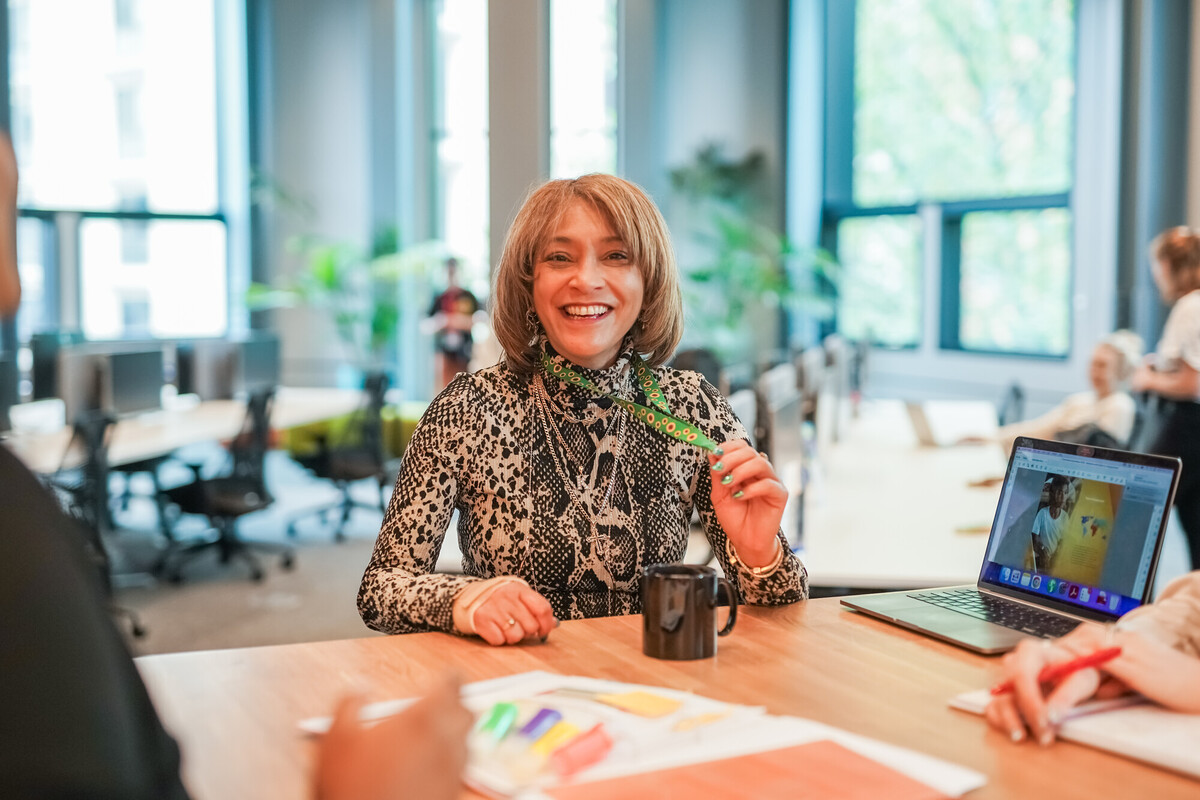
[801,399,1009,589]
[135,598,1197,799]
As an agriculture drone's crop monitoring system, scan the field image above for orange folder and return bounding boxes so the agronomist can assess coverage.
[543,739,951,800]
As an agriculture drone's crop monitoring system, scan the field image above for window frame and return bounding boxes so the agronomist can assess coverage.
[4,0,247,347]
[820,0,1078,360]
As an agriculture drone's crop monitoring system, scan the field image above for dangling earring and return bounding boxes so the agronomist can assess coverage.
[526,308,540,332]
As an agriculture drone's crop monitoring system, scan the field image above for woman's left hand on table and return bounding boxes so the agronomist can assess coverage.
[707,439,787,567]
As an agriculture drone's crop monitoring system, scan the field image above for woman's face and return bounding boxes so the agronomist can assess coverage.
[1088,344,1120,395]
[532,200,644,370]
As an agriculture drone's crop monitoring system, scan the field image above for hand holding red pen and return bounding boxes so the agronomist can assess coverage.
[985,624,1200,747]
[989,646,1122,696]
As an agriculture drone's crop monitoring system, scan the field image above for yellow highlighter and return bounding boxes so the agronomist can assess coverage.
[530,721,581,757]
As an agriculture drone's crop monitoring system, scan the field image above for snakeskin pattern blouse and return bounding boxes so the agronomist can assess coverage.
[358,342,808,634]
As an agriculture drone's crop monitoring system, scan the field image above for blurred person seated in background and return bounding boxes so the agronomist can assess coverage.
[961,329,1143,454]
[985,569,1200,746]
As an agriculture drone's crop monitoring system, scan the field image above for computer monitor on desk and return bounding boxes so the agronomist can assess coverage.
[177,335,280,400]
[107,349,165,416]
[58,346,165,423]
[176,339,238,400]
[238,335,280,395]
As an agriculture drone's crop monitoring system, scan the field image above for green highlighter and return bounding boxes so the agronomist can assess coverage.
[476,702,520,741]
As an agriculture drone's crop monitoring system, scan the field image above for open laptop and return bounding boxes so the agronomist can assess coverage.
[905,400,997,447]
[841,436,1181,654]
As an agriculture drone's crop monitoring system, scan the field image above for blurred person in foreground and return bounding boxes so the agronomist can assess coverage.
[0,130,471,798]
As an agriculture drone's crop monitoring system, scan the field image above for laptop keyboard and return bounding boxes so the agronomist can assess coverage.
[910,587,1082,638]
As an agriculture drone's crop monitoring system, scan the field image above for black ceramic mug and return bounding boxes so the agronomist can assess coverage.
[641,564,737,660]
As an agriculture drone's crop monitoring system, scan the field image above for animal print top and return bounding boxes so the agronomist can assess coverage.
[358,341,808,635]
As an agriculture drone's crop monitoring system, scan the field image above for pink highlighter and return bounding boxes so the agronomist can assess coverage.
[548,723,613,778]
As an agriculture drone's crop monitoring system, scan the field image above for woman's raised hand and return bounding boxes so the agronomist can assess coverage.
[707,439,788,568]
[471,581,557,646]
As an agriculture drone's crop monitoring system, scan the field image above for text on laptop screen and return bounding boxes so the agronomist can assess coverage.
[981,444,1174,616]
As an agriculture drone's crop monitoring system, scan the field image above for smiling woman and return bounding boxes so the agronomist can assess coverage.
[358,174,809,646]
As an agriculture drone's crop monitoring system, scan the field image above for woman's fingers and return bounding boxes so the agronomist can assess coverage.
[1043,668,1102,734]
[985,695,1028,742]
[476,619,507,647]
[518,590,557,638]
[709,441,781,496]
[474,584,556,646]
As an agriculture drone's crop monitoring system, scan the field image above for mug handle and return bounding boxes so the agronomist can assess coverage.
[716,577,738,636]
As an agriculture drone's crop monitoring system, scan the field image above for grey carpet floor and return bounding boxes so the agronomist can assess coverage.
[106,447,447,657]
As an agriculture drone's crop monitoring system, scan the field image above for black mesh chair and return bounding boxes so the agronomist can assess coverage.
[286,372,391,541]
[45,410,146,637]
[111,455,178,543]
[161,388,294,582]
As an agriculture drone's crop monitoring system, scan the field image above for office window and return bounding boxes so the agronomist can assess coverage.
[430,0,489,293]
[10,0,228,341]
[14,217,51,342]
[837,215,922,348]
[79,218,227,340]
[824,0,1075,356]
[959,208,1071,354]
[550,0,618,179]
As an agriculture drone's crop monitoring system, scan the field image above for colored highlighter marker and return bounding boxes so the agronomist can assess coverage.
[549,723,613,778]
[530,721,580,757]
[476,702,520,740]
[519,707,563,740]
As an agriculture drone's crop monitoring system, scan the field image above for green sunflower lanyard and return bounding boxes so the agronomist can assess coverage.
[539,352,719,453]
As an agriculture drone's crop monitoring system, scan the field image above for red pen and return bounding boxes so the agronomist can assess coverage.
[990,646,1122,696]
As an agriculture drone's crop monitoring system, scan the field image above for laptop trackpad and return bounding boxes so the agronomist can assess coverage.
[844,594,1031,654]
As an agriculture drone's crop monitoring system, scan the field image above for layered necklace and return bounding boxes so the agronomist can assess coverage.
[531,369,630,563]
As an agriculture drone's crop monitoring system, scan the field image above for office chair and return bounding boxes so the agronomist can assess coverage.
[161,387,294,582]
[997,381,1026,427]
[112,455,179,544]
[45,410,147,637]
[286,371,391,541]
[670,348,725,394]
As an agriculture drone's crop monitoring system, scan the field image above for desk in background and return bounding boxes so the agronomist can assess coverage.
[800,398,1007,591]
[2,387,364,474]
[134,598,1196,799]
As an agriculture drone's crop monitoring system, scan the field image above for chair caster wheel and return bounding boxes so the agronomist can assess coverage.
[251,568,265,582]
[281,554,295,570]
[168,572,184,585]
[334,530,346,543]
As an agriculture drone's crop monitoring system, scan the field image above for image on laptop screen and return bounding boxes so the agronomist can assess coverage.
[979,441,1175,618]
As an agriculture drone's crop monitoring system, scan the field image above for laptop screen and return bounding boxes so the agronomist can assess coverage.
[979,437,1179,620]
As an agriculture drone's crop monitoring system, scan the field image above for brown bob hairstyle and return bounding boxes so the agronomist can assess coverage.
[1150,226,1200,301]
[490,174,684,377]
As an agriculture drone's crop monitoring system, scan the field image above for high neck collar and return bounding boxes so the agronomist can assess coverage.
[537,336,636,409]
